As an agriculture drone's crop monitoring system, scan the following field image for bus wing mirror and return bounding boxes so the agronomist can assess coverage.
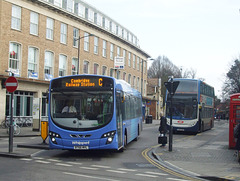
[122,95,125,103]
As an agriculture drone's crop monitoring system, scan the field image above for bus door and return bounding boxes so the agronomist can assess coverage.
[116,91,123,149]
[229,93,240,149]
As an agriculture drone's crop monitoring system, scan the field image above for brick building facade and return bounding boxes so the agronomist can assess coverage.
[0,0,150,129]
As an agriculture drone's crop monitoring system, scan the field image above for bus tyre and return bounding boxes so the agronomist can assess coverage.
[201,122,204,132]
[238,151,240,163]
[124,134,127,149]
[134,125,140,141]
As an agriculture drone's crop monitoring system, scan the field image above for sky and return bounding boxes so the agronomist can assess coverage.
[86,0,240,97]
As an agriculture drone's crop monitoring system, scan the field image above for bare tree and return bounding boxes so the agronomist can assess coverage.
[180,68,197,79]
[222,59,240,99]
[148,55,181,104]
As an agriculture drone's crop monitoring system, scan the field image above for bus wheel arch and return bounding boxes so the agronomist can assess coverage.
[134,124,140,141]
[124,129,127,148]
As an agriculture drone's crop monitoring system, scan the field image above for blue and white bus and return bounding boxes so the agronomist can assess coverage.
[48,75,142,151]
[165,78,215,133]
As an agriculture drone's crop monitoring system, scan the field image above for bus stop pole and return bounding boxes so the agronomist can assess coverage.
[169,93,173,152]
[169,78,173,152]
[9,92,14,153]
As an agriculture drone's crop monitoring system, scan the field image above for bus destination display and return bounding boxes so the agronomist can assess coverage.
[65,78,103,88]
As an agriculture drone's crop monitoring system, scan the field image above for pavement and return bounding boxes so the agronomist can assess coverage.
[0,119,239,181]
[0,126,48,158]
[150,119,240,181]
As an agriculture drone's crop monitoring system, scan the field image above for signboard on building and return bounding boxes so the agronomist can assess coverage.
[114,57,124,69]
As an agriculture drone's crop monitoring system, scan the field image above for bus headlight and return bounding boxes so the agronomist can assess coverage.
[101,131,116,144]
[49,131,61,144]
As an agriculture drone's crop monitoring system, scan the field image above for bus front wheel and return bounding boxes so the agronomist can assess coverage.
[124,134,127,149]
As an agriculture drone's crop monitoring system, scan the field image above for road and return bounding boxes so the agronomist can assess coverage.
[0,120,234,181]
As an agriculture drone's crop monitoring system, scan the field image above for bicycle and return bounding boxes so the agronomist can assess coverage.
[21,117,32,127]
[14,117,32,127]
[1,119,9,129]
[6,119,21,136]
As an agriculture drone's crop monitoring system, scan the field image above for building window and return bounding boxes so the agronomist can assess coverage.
[96,13,102,26]
[72,58,78,75]
[123,72,126,81]
[28,47,38,79]
[110,68,114,77]
[54,0,62,7]
[94,36,99,54]
[123,49,126,65]
[94,63,99,75]
[137,57,140,70]
[75,3,85,18]
[62,0,73,12]
[73,28,79,47]
[83,61,89,74]
[44,51,54,80]
[144,80,146,96]
[102,40,107,57]
[117,47,121,57]
[110,44,114,60]
[116,70,120,79]
[133,55,136,69]
[60,23,67,44]
[144,60,146,73]
[6,91,33,117]
[46,17,54,40]
[128,74,131,84]
[84,32,90,51]
[9,42,21,76]
[59,54,67,76]
[102,66,107,75]
[30,12,38,35]
[128,52,131,67]
[133,76,135,88]
[11,5,21,30]
[137,77,140,90]
[42,93,48,118]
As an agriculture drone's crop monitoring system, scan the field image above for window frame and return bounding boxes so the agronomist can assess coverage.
[30,11,39,36]
[11,5,21,31]
[28,47,39,79]
[60,23,67,44]
[46,17,54,40]
[59,54,67,77]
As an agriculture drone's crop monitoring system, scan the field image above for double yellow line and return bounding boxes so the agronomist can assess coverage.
[141,146,202,181]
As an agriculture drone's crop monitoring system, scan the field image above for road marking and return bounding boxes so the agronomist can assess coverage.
[35,160,50,164]
[20,158,32,161]
[142,147,202,181]
[145,171,168,176]
[167,178,190,181]
[106,170,127,174]
[66,161,82,165]
[80,166,99,170]
[34,157,44,160]
[55,163,72,167]
[91,165,111,168]
[135,173,158,178]
[165,161,200,176]
[63,172,119,181]
[118,168,137,172]
[47,159,61,162]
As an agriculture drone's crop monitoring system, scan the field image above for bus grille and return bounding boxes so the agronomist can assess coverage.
[70,134,91,138]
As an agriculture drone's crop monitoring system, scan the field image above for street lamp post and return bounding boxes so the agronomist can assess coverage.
[75,34,94,74]
[141,59,144,96]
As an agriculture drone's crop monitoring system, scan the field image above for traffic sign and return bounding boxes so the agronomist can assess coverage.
[164,81,179,96]
[5,76,18,93]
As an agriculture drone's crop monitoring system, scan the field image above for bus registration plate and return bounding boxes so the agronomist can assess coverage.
[74,146,89,150]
